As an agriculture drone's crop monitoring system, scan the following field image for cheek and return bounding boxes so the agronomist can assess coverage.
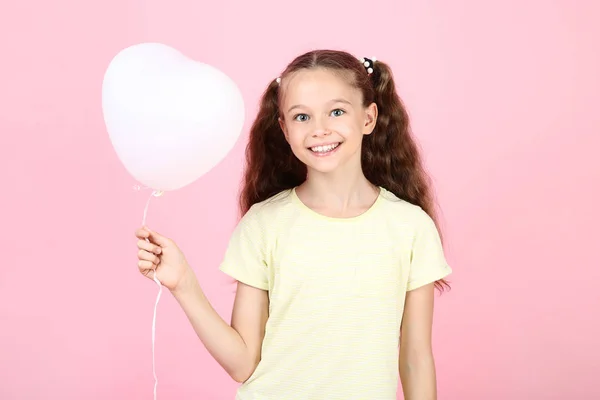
[332,119,362,139]
[285,126,308,148]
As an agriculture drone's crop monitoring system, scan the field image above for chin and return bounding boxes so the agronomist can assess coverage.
[302,153,347,175]
[306,164,340,175]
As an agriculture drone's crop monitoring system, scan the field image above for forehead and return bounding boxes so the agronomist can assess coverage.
[280,68,361,107]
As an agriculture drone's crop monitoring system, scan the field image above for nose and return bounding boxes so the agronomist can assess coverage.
[311,117,331,138]
[312,129,331,138]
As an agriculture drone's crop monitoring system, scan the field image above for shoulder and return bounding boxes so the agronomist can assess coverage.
[237,189,295,232]
[375,187,441,246]
[244,189,294,218]
[377,187,435,229]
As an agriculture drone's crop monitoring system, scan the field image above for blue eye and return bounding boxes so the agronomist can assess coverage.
[294,114,309,122]
[331,109,345,117]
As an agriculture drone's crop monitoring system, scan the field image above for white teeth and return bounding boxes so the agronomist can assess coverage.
[311,143,339,153]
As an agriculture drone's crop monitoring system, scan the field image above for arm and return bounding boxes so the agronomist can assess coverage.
[399,282,438,400]
[172,271,269,383]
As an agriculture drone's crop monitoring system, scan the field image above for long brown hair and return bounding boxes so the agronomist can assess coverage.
[240,50,449,292]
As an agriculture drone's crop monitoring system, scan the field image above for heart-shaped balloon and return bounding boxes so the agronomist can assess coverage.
[102,42,245,192]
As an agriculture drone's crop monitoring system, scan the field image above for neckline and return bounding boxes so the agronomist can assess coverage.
[290,186,385,222]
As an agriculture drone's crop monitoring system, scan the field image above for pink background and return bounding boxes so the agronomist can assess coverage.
[1,0,598,399]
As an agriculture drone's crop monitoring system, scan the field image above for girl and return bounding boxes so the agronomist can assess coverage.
[135,49,452,400]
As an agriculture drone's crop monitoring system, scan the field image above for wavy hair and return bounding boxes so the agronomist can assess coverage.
[239,50,449,292]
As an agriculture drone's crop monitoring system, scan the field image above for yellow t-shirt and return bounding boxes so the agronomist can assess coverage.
[219,186,452,400]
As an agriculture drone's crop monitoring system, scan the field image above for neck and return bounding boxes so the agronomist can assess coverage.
[299,162,378,211]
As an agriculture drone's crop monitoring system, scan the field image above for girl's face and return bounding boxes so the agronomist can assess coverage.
[278,68,377,176]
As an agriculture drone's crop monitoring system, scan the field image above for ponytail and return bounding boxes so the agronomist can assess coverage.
[239,80,305,215]
[362,61,435,221]
[364,61,449,292]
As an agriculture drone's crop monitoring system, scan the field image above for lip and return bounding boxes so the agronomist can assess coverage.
[307,141,342,157]
[307,141,341,148]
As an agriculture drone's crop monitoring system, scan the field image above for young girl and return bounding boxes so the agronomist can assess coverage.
[135,49,452,400]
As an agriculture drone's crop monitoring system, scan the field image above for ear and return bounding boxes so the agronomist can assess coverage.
[278,117,289,141]
[362,102,378,135]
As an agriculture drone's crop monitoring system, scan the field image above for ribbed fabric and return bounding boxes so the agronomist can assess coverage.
[219,187,452,400]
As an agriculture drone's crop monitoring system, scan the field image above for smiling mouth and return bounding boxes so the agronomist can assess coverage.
[309,142,341,155]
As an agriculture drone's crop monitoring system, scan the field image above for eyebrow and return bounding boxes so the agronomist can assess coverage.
[287,98,353,113]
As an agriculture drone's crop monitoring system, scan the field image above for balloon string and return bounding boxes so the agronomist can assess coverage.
[140,188,163,400]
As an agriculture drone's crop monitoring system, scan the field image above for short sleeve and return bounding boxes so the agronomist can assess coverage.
[218,208,269,291]
[407,212,452,291]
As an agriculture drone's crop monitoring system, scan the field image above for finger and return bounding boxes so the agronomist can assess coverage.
[140,267,155,279]
[138,249,161,265]
[138,260,157,274]
[146,227,171,247]
[137,239,161,254]
[135,227,150,240]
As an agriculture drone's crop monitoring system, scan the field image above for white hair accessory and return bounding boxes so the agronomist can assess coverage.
[358,57,377,75]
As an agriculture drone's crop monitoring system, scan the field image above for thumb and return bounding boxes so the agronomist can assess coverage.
[145,227,171,247]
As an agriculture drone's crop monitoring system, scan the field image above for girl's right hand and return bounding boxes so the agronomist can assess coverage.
[134,226,193,293]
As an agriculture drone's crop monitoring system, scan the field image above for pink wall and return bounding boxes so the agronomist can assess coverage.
[1,1,598,399]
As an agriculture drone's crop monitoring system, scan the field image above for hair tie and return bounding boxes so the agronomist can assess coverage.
[359,57,377,75]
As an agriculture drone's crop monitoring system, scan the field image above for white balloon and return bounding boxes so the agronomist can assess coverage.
[102,42,245,192]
